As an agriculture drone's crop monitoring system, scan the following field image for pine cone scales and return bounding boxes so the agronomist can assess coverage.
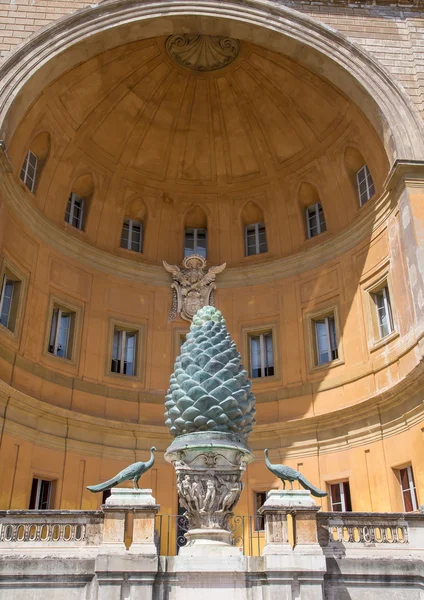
[165,306,256,438]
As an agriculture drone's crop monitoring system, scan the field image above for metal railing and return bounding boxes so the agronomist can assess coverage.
[155,514,265,556]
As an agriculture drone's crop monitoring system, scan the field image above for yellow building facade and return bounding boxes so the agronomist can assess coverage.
[0,0,423,522]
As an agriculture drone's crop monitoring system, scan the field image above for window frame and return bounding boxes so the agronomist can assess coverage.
[356,164,375,207]
[20,150,38,193]
[363,270,398,351]
[65,192,85,230]
[398,465,418,512]
[48,306,76,361]
[304,304,344,373]
[306,202,327,239]
[0,257,28,340]
[29,477,54,510]
[111,327,138,377]
[249,331,274,379]
[313,314,338,366]
[184,227,207,259]
[106,317,145,383]
[241,322,279,383]
[43,295,83,367]
[253,491,267,531]
[120,218,143,253]
[329,480,352,512]
[244,222,268,257]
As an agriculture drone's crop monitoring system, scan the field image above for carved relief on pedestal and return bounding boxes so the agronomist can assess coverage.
[166,35,240,72]
[163,255,226,322]
[171,450,248,530]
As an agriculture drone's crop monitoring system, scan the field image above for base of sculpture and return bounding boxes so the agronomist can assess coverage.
[263,489,317,509]
[103,487,157,507]
[179,528,241,556]
[165,431,254,548]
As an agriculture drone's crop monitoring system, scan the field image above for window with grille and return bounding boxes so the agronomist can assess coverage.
[65,192,84,230]
[372,285,394,340]
[120,219,143,253]
[254,491,267,530]
[29,478,52,510]
[356,164,375,206]
[329,481,352,512]
[399,466,418,512]
[20,150,38,192]
[313,314,338,365]
[306,203,326,238]
[245,222,268,256]
[184,228,207,258]
[249,332,274,378]
[0,273,21,333]
[111,328,137,376]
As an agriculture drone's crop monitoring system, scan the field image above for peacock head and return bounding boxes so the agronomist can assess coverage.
[150,446,157,452]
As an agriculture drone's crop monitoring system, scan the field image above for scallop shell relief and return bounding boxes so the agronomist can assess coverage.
[166,34,240,71]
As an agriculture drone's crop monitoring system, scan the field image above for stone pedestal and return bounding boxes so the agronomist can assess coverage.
[96,488,160,600]
[260,490,326,600]
[101,488,159,553]
[165,432,254,551]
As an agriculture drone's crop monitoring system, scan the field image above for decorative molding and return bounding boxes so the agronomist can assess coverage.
[0,0,422,163]
[166,34,240,71]
[0,152,414,288]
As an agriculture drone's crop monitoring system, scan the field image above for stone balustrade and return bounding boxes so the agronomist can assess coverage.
[317,511,424,555]
[0,509,103,548]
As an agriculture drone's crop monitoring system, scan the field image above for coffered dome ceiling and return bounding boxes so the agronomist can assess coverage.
[15,35,382,190]
[8,34,388,265]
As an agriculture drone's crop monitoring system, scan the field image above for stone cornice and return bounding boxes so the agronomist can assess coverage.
[1,356,423,460]
[2,151,421,288]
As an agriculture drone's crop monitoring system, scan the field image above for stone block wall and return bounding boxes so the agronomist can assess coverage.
[0,0,424,117]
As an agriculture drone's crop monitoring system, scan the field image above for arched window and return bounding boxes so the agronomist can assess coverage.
[184,206,207,258]
[299,182,326,239]
[65,173,94,231]
[120,198,146,253]
[20,132,51,193]
[241,201,267,256]
[344,147,375,207]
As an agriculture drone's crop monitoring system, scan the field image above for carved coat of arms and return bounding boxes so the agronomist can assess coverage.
[163,255,226,322]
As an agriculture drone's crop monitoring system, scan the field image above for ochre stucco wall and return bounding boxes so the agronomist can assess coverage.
[0,6,423,519]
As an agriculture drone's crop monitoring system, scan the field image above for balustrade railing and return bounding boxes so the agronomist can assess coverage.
[317,512,409,548]
[0,510,103,547]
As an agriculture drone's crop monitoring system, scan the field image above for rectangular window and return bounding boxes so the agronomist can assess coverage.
[249,332,274,378]
[329,481,352,512]
[120,219,143,253]
[111,328,137,376]
[356,164,375,206]
[306,203,326,238]
[65,192,84,230]
[184,228,207,259]
[20,150,38,193]
[0,273,21,333]
[314,315,338,365]
[399,466,418,512]
[254,491,267,531]
[29,478,52,510]
[48,307,75,360]
[372,285,394,339]
[245,222,268,256]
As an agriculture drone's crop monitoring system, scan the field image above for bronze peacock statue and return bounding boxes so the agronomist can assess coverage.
[87,447,156,493]
[264,449,327,498]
